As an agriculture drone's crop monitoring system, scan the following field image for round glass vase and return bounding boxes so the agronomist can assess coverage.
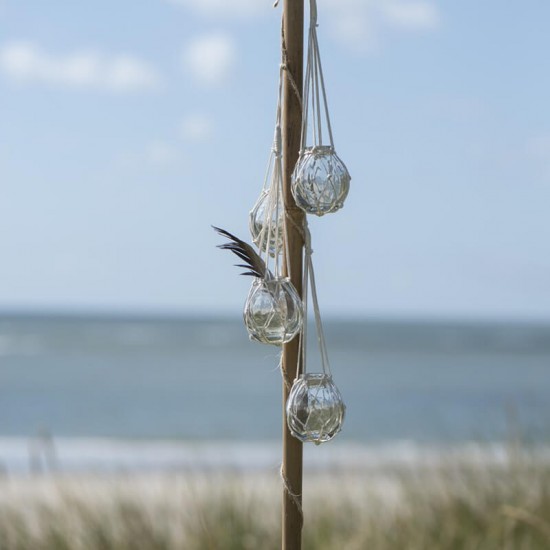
[291,145,350,216]
[249,190,284,257]
[286,373,345,445]
[243,278,303,345]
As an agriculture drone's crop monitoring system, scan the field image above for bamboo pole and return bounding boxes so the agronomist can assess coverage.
[281,0,304,548]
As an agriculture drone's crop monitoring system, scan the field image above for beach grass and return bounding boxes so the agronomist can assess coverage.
[1,457,550,549]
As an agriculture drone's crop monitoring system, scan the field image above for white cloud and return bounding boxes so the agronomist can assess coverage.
[381,1,440,30]
[328,8,379,53]
[315,0,440,53]
[183,33,236,87]
[169,0,439,54]
[527,135,550,158]
[526,135,550,182]
[0,41,161,92]
[181,113,214,142]
[167,0,267,19]
[146,141,181,167]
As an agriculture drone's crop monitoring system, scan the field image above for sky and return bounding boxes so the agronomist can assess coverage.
[1,0,549,319]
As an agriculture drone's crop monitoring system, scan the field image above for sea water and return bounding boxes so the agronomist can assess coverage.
[1,314,549,473]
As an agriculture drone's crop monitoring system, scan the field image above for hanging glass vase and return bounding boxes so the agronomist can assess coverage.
[286,373,345,445]
[285,224,345,443]
[241,64,303,346]
[249,189,284,257]
[250,65,287,256]
[291,0,351,217]
[244,277,303,345]
[292,146,350,216]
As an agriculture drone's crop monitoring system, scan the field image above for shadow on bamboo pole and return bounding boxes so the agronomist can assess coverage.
[281,0,304,548]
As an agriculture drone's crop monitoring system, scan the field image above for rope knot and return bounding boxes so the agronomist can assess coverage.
[272,124,282,156]
[303,224,312,251]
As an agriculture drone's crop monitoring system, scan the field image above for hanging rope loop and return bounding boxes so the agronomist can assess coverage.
[292,219,331,378]
[309,0,318,28]
[299,0,334,149]
[290,0,351,218]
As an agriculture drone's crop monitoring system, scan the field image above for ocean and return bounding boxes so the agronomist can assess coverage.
[1,314,549,473]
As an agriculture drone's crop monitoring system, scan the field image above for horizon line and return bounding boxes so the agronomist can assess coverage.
[0,307,549,326]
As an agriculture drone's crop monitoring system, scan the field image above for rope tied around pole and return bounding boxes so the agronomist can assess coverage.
[281,22,303,112]
[280,464,304,527]
[279,353,292,392]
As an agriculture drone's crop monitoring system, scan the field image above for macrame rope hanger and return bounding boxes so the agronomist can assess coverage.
[254,63,293,281]
[302,0,334,150]
[294,221,332,378]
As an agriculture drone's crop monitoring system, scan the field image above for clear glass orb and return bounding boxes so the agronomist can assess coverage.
[249,190,284,257]
[291,146,350,216]
[243,278,303,345]
[286,373,345,445]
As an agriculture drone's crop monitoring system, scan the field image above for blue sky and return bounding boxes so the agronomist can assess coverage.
[1,0,549,319]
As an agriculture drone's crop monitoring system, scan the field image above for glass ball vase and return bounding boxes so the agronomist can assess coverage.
[291,146,350,216]
[249,190,284,257]
[286,373,345,444]
[244,278,303,345]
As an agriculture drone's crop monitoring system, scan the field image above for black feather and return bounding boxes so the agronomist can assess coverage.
[213,226,270,279]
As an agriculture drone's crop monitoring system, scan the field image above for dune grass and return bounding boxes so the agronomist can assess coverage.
[1,458,550,549]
